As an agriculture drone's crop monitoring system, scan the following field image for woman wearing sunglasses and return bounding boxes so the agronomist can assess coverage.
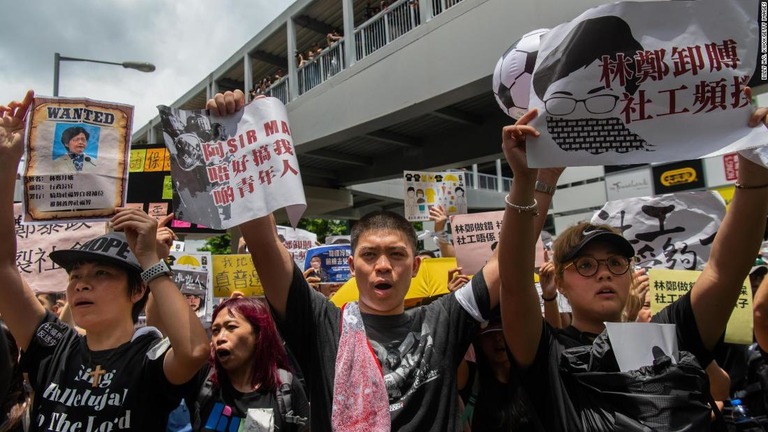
[498,105,768,430]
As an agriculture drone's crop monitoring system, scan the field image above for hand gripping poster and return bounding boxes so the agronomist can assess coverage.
[526,0,768,168]
[403,170,467,222]
[22,97,133,222]
[158,97,306,230]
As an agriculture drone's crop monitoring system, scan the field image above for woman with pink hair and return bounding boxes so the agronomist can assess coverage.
[186,297,309,431]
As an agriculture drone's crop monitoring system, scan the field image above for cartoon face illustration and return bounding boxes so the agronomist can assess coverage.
[533,16,652,155]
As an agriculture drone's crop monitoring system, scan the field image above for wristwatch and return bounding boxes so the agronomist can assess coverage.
[141,260,174,285]
[535,180,557,195]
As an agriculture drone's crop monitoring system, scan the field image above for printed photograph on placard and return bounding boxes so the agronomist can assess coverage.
[22,97,133,223]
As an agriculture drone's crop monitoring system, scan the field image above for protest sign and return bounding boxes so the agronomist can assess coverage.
[304,244,352,283]
[277,225,318,268]
[591,191,725,270]
[158,97,306,230]
[451,210,545,276]
[23,97,132,222]
[403,170,467,221]
[212,254,264,298]
[168,251,213,322]
[527,0,768,168]
[14,203,107,293]
[649,268,752,344]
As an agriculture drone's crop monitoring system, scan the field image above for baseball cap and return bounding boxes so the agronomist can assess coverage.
[561,227,635,263]
[50,232,142,274]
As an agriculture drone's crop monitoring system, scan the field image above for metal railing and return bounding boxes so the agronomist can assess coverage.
[465,171,513,192]
[354,0,421,61]
[429,0,464,17]
[297,40,346,95]
[267,0,467,103]
[265,75,290,104]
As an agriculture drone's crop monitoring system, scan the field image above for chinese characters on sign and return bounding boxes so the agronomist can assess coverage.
[158,98,306,230]
[212,254,264,298]
[451,211,545,276]
[527,0,768,167]
[649,268,752,344]
[591,191,725,271]
[13,203,107,293]
[304,245,353,283]
[168,251,213,322]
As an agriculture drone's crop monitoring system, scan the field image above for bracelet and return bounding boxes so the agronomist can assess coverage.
[504,195,539,216]
[734,182,768,189]
[541,293,557,302]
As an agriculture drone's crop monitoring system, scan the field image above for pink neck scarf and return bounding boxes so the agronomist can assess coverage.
[332,302,391,431]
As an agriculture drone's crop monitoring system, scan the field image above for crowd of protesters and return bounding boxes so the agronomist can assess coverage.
[3,5,768,428]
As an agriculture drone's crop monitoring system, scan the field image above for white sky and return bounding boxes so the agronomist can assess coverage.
[0,0,296,132]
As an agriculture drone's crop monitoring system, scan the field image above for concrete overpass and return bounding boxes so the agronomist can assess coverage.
[131,0,634,229]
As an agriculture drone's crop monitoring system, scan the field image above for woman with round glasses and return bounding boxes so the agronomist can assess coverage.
[497,105,768,430]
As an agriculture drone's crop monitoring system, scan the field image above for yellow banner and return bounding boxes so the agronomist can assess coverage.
[162,175,173,200]
[129,149,146,173]
[212,254,264,297]
[714,185,735,209]
[649,268,752,344]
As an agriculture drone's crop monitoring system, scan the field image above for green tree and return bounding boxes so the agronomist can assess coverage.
[297,218,348,243]
[199,232,232,255]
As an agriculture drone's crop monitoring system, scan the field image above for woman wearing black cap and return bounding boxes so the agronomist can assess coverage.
[498,103,768,430]
[0,91,210,431]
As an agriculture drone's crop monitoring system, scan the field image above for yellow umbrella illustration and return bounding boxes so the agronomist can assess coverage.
[176,255,201,267]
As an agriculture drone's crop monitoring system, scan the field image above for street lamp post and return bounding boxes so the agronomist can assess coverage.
[53,52,156,96]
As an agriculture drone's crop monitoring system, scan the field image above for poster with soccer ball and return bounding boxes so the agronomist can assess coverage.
[492,28,549,120]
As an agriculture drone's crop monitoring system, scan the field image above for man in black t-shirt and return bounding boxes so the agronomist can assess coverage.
[209,89,547,431]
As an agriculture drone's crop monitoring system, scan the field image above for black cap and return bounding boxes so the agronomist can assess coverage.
[50,232,142,274]
[561,227,635,263]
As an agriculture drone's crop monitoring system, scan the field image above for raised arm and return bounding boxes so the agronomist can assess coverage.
[206,90,296,318]
[539,260,563,329]
[0,90,46,351]
[691,106,768,350]
[239,215,295,318]
[429,205,455,257]
[111,209,208,385]
[498,109,548,367]
[143,216,178,335]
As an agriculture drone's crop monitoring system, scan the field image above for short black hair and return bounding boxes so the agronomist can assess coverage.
[417,249,436,258]
[60,126,90,149]
[351,210,418,255]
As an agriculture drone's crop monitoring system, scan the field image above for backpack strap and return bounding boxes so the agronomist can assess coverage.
[191,368,216,431]
[460,366,480,426]
[277,369,308,427]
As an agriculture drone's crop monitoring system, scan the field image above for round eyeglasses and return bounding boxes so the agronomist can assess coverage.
[564,255,631,278]
[544,94,619,116]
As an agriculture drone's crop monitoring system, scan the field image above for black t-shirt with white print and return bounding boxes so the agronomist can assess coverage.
[271,264,491,432]
[20,311,183,431]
